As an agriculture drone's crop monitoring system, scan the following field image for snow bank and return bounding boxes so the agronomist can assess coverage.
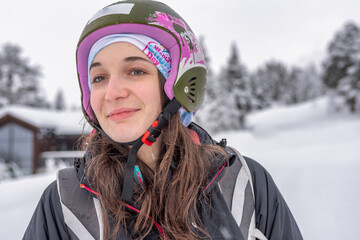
[0,171,57,239]
[214,96,360,240]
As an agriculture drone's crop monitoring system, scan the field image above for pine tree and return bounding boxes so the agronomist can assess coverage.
[250,60,289,108]
[322,21,360,112]
[196,41,252,132]
[0,43,48,108]
[54,88,66,111]
[249,67,272,110]
[265,61,288,102]
[220,42,251,130]
[284,64,324,104]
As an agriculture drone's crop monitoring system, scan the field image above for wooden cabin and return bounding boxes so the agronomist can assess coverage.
[0,106,90,174]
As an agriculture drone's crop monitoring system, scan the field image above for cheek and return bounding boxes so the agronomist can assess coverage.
[90,91,101,117]
[154,91,163,112]
[144,84,162,112]
[136,79,161,101]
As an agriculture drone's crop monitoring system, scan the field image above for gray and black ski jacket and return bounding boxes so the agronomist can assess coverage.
[23,123,302,240]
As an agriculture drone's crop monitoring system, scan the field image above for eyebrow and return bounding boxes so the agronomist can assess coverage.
[124,56,152,63]
[89,62,101,71]
[89,56,152,71]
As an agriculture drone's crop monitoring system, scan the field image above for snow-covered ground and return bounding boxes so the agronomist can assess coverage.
[0,96,359,239]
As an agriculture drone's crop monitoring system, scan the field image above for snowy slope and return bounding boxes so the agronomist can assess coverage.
[0,96,359,239]
[214,97,360,240]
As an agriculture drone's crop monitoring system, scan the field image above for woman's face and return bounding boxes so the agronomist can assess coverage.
[89,42,162,143]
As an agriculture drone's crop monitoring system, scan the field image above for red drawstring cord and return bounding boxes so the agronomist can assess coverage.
[80,184,100,196]
[124,203,166,239]
[203,161,227,192]
[80,184,166,239]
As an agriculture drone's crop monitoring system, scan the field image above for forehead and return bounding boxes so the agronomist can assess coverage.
[93,42,146,60]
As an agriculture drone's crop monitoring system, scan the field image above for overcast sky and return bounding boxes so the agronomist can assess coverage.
[1,0,359,107]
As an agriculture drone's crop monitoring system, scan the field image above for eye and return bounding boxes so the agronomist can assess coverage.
[91,75,106,84]
[130,69,146,76]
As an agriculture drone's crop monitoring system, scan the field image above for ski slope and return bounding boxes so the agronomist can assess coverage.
[0,96,359,239]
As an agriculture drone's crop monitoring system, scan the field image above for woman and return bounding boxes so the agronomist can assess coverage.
[24,1,302,239]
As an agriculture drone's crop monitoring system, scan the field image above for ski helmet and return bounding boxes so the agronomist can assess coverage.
[76,0,207,127]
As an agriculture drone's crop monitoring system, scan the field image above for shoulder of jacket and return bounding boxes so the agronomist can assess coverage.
[58,167,77,180]
[219,146,255,208]
[57,167,102,240]
[221,146,269,240]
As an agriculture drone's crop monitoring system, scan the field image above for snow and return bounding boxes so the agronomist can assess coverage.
[0,96,359,239]
[215,97,360,239]
[0,171,56,238]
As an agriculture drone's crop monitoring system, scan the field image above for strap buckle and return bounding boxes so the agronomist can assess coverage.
[142,120,160,146]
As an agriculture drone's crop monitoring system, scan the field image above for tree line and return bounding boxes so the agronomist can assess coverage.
[195,20,360,133]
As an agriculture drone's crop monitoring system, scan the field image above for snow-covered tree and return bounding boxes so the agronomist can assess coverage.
[219,42,252,130]
[195,42,252,133]
[249,68,271,110]
[0,43,48,108]
[250,60,289,107]
[336,61,360,112]
[54,88,66,110]
[284,64,324,104]
[322,21,360,112]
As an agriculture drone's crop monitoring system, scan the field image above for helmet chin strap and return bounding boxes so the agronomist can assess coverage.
[92,98,181,202]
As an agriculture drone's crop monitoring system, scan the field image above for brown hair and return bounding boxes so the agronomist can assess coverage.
[81,73,226,239]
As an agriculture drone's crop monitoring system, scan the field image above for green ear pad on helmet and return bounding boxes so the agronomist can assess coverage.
[173,67,207,113]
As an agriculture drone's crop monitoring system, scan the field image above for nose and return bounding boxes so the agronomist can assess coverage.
[104,76,129,101]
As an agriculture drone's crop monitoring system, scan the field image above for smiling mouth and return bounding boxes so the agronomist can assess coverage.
[108,109,139,121]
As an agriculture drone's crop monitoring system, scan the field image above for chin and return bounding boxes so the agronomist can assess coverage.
[109,134,139,143]
[108,129,142,143]
[104,123,147,143]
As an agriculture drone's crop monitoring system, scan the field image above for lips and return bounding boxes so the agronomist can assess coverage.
[107,108,139,121]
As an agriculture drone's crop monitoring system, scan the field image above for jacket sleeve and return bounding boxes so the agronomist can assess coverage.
[245,157,303,240]
[23,180,70,240]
